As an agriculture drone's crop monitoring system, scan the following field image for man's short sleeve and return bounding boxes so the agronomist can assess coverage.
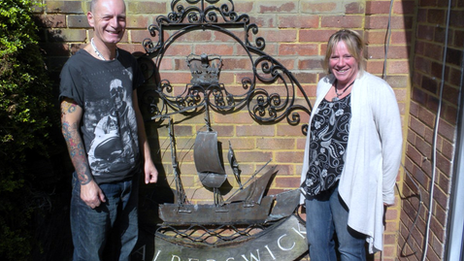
[59,58,85,107]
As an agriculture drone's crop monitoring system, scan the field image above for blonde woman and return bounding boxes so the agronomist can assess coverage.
[300,29,402,261]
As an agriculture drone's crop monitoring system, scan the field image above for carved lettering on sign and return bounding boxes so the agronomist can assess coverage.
[144,216,308,261]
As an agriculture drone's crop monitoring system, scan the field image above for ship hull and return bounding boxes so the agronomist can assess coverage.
[159,196,274,225]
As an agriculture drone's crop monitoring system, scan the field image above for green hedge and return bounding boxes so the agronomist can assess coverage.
[0,0,56,259]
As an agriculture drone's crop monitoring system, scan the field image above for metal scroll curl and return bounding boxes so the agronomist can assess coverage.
[246,55,311,135]
[162,0,247,24]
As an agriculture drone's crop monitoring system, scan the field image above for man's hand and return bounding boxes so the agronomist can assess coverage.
[80,180,106,209]
[144,160,158,184]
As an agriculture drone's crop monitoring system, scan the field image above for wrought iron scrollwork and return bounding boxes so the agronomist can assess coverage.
[139,0,311,135]
[160,0,248,24]
[138,2,311,254]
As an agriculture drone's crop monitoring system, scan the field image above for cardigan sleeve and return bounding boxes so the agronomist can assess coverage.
[370,77,403,205]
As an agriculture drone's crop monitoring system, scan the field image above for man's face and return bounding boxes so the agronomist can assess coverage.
[88,0,126,45]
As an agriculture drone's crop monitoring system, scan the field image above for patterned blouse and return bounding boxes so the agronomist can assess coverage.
[302,94,352,196]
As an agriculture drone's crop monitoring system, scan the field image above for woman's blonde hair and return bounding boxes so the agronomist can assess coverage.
[323,29,365,75]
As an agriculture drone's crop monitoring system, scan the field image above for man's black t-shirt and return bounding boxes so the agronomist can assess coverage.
[60,48,145,184]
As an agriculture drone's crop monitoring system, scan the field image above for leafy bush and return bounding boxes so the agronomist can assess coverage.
[0,0,56,259]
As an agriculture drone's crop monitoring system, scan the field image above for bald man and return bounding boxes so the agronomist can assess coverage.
[59,0,157,259]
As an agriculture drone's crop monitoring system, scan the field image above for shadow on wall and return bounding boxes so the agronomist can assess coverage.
[131,51,175,261]
[29,15,74,261]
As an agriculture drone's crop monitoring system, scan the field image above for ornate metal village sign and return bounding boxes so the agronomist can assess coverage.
[134,0,312,260]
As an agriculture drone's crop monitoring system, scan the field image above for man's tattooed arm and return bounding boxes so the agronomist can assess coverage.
[60,98,92,185]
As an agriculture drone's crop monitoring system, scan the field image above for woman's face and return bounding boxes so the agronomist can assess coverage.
[329,41,359,86]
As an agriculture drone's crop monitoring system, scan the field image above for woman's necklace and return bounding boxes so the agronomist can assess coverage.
[332,80,355,102]
[91,38,118,61]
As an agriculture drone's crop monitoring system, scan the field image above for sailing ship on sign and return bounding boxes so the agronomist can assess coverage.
[133,1,312,259]
[159,129,300,225]
[156,53,301,226]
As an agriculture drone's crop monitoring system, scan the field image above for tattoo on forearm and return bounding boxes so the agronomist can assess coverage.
[62,120,92,185]
[61,100,92,185]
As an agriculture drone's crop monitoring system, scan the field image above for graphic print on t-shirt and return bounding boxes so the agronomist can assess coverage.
[85,73,139,177]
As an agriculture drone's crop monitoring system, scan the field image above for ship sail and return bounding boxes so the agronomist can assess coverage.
[194,130,227,188]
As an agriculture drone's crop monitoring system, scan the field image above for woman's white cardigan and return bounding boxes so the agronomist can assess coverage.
[300,71,403,253]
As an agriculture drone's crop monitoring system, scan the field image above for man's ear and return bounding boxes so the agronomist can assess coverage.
[87,11,94,27]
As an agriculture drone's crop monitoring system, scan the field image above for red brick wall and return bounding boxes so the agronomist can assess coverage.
[398,0,464,260]
[33,1,439,260]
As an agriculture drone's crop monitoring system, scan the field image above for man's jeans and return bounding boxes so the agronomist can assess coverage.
[71,173,140,261]
[305,185,367,261]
